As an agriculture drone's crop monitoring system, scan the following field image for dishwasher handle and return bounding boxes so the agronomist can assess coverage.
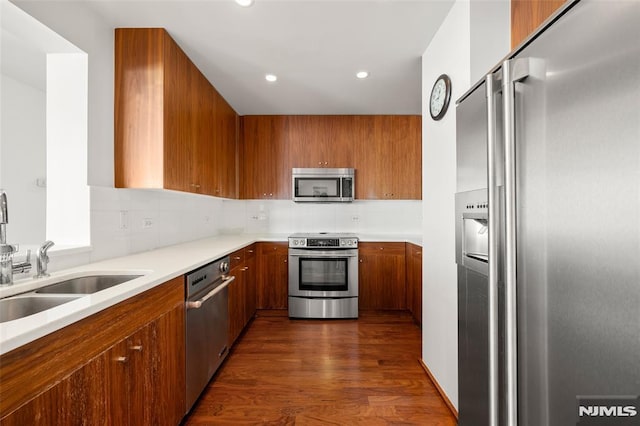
[186,276,235,310]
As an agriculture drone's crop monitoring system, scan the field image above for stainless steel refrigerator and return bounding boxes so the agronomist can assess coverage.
[455,1,640,425]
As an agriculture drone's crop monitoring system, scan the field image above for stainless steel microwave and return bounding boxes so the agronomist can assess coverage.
[292,168,354,202]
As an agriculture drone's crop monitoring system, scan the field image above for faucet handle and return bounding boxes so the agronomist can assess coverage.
[34,241,55,279]
[40,240,55,253]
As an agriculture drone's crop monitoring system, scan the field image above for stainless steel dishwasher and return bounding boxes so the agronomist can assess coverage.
[185,256,234,413]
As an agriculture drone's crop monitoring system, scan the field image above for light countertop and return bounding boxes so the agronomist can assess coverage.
[0,232,420,355]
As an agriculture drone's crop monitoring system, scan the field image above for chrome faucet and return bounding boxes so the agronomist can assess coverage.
[0,190,18,285]
[35,240,55,278]
[0,190,9,245]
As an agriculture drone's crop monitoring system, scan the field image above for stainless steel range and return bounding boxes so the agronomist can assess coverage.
[288,232,358,319]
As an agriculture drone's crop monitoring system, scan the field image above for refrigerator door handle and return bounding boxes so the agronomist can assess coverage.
[485,72,501,426]
[502,58,529,426]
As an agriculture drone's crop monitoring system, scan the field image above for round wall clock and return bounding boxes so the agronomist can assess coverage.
[429,74,452,121]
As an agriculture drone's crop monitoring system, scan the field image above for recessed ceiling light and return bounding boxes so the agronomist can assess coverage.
[265,74,277,82]
[356,71,369,79]
[235,0,254,7]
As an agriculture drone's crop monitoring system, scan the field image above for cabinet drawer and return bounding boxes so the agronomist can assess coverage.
[407,242,422,258]
[359,242,406,256]
[258,242,288,255]
[245,244,257,260]
[229,249,245,270]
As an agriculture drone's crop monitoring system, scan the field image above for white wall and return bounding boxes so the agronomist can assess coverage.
[0,75,46,245]
[421,1,471,409]
[14,0,114,188]
[421,0,509,410]
[46,53,90,246]
[470,0,510,83]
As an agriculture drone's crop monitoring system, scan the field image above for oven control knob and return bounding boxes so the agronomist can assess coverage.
[219,262,229,274]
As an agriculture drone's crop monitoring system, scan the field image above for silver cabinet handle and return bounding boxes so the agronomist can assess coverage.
[186,276,235,309]
[130,345,143,352]
[114,356,128,363]
[502,58,529,426]
[485,72,501,426]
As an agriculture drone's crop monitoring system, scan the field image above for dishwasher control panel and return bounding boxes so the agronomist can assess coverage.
[186,256,230,298]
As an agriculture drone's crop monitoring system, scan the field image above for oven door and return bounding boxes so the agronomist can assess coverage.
[288,248,358,298]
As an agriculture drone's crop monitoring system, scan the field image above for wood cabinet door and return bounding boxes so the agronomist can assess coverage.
[114,28,165,190]
[256,242,289,309]
[163,31,198,193]
[215,94,239,199]
[406,243,423,326]
[149,305,186,425]
[128,324,153,426]
[358,242,406,310]
[0,353,110,426]
[354,116,421,200]
[242,116,290,199]
[244,254,257,323]
[196,71,217,196]
[106,339,131,425]
[288,116,355,168]
[228,265,245,346]
[390,116,422,200]
[127,304,186,425]
[287,115,322,169]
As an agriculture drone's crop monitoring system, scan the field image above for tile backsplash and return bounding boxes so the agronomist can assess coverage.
[222,199,422,235]
[41,188,421,274]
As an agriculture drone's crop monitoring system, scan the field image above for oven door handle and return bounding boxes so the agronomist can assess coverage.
[289,250,358,258]
[186,276,235,310]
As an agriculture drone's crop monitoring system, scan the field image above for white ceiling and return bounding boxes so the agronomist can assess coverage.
[86,0,454,115]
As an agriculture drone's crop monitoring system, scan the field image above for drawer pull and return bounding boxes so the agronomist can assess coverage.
[130,345,143,352]
[114,356,128,363]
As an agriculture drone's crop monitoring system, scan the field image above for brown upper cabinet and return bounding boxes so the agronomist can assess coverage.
[355,115,421,200]
[241,116,291,199]
[511,0,566,48]
[115,28,238,198]
[288,115,355,168]
[241,115,421,200]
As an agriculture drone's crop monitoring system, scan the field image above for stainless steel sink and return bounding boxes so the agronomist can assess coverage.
[0,296,81,323]
[34,275,143,294]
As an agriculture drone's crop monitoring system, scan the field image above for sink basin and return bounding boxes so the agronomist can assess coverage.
[35,275,143,294]
[0,296,80,323]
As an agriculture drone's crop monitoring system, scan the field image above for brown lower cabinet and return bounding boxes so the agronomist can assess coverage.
[358,242,407,310]
[228,244,257,346]
[255,242,289,310]
[0,278,185,425]
[406,242,423,326]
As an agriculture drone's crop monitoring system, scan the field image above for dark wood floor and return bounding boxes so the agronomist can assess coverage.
[183,312,456,425]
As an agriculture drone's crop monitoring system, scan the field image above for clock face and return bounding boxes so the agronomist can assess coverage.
[429,74,451,121]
